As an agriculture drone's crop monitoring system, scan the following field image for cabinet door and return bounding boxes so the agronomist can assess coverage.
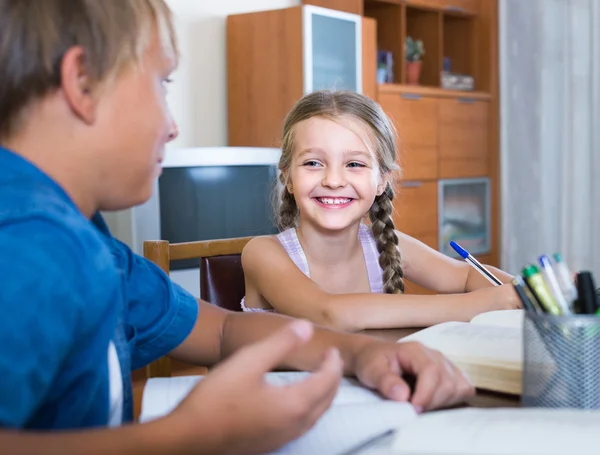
[303,5,362,93]
[379,93,439,181]
[361,17,377,100]
[393,181,438,243]
[439,97,489,178]
[443,0,478,15]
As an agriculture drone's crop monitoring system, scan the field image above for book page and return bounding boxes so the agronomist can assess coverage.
[469,309,524,329]
[140,372,395,423]
[400,322,522,367]
[140,372,417,455]
[140,375,201,423]
[389,408,600,454]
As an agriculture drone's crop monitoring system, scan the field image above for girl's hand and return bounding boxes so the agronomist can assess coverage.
[473,284,523,311]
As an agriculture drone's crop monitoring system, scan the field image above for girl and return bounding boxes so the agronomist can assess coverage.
[241,90,520,331]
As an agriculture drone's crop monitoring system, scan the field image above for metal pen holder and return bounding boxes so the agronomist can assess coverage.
[522,312,600,409]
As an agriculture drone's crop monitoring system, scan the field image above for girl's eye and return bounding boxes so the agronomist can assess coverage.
[348,162,366,168]
[303,160,322,167]
[162,78,174,88]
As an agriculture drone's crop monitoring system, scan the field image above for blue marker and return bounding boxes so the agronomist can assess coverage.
[450,241,503,286]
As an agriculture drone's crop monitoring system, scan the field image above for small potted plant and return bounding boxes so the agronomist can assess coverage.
[405,36,425,85]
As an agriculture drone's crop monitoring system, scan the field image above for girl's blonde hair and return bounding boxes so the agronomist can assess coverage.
[277,90,405,294]
[0,0,177,140]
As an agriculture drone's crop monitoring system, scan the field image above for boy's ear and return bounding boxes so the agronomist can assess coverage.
[60,46,97,125]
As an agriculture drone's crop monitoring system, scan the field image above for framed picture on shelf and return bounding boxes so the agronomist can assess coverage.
[438,177,491,258]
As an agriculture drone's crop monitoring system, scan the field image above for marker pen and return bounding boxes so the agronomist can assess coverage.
[539,255,571,314]
[552,253,578,303]
[522,265,562,315]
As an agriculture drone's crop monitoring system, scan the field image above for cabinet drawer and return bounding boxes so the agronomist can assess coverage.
[393,181,438,238]
[443,0,478,14]
[439,98,489,178]
[379,93,439,181]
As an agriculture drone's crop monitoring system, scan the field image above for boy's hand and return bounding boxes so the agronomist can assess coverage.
[352,340,475,412]
[170,320,343,455]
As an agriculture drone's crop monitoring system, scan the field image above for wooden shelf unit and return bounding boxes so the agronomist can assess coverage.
[365,0,486,90]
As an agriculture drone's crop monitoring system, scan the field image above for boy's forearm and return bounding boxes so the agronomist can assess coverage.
[0,415,221,455]
[220,311,372,375]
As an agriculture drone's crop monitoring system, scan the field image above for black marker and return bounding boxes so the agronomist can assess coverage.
[512,276,543,314]
[574,271,598,315]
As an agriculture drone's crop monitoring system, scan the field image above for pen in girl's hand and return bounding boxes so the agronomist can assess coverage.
[449,241,503,286]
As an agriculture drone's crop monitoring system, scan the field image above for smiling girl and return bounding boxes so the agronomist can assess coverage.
[241,90,520,330]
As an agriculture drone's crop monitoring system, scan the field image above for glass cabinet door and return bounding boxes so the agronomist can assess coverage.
[439,177,491,257]
[302,5,362,94]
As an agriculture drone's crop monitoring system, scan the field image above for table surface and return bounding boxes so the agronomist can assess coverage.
[363,328,521,409]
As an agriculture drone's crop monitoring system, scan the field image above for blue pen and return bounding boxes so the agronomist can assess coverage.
[450,241,503,286]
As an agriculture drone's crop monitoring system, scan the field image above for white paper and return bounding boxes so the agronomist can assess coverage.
[390,408,600,454]
[140,372,417,455]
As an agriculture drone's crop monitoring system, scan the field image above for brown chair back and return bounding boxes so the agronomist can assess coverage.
[142,236,253,378]
[200,254,246,312]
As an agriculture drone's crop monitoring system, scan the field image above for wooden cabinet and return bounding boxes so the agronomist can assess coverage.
[378,92,439,181]
[439,97,489,178]
[302,0,363,15]
[227,6,371,147]
[443,0,478,14]
[393,181,438,246]
[406,0,444,9]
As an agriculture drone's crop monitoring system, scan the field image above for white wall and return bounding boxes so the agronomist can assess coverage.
[165,0,299,149]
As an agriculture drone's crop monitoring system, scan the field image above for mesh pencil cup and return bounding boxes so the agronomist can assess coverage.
[522,311,600,409]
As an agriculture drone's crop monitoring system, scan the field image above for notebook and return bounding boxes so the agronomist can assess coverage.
[399,310,524,394]
[362,408,600,454]
[140,372,418,455]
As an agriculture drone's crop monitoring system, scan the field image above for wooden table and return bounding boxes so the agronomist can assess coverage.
[363,328,521,409]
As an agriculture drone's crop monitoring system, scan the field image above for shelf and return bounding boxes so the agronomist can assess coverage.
[364,0,404,84]
[443,12,476,84]
[406,5,441,87]
[378,83,491,100]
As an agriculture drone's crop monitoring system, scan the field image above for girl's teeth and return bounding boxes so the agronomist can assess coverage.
[319,197,351,205]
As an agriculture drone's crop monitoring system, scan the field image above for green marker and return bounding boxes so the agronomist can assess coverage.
[522,265,562,315]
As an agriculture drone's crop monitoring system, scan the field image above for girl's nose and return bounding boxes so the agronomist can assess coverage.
[321,167,346,189]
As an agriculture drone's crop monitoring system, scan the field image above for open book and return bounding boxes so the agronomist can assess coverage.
[400,310,523,395]
[140,372,417,455]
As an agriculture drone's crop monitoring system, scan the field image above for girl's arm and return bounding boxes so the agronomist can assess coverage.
[241,237,520,332]
[396,231,513,293]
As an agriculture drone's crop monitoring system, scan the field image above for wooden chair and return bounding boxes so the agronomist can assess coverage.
[142,236,253,378]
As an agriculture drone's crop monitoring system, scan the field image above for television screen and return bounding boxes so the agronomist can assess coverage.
[159,165,279,269]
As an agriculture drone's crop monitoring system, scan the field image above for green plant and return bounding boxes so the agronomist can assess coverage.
[405,36,425,62]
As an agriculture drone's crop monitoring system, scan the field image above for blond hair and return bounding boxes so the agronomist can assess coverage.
[0,0,178,140]
[278,90,405,294]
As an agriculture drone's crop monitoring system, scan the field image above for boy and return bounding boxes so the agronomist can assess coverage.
[0,1,473,453]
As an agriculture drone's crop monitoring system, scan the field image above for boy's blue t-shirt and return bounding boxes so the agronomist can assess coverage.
[0,148,199,429]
